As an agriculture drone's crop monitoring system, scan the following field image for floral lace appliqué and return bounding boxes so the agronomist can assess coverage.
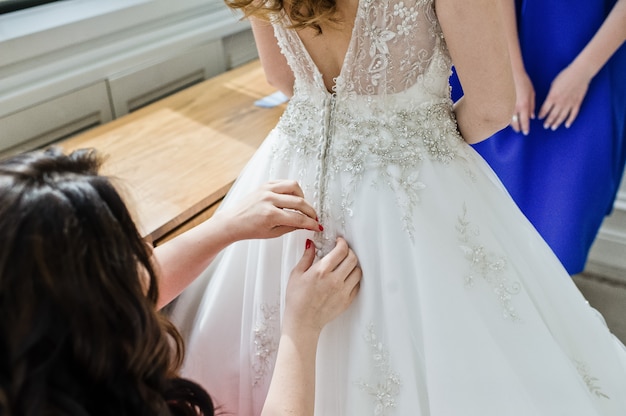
[351,0,442,95]
[270,0,459,256]
[574,359,610,400]
[252,302,280,386]
[357,323,401,415]
[456,204,522,320]
[273,98,464,255]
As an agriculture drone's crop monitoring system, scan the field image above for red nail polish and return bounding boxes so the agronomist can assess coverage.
[305,239,312,250]
[318,224,324,231]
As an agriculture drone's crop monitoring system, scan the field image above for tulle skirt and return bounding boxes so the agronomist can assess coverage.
[171,126,626,415]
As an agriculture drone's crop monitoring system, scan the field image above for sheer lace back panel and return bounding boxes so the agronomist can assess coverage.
[274,0,449,98]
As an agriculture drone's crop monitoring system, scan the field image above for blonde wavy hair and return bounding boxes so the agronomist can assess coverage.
[225,0,339,33]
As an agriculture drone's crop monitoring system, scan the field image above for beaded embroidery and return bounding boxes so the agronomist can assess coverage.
[574,359,610,399]
[275,0,441,96]
[456,204,522,320]
[271,0,466,255]
[273,98,464,255]
[357,323,401,415]
[252,302,280,386]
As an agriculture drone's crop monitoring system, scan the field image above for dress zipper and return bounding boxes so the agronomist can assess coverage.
[314,93,337,255]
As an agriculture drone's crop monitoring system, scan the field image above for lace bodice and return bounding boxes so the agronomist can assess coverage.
[275,0,450,98]
[271,0,471,254]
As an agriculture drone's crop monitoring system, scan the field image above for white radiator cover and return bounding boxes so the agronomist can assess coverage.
[0,0,255,154]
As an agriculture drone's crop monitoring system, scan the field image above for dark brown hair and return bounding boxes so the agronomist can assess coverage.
[225,0,338,33]
[0,148,214,415]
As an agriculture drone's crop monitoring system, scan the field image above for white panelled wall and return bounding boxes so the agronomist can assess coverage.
[0,0,624,280]
[587,178,626,282]
[0,0,257,155]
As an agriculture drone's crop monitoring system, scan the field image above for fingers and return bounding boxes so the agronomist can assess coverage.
[539,101,582,130]
[267,192,319,223]
[332,242,359,279]
[263,179,305,198]
[317,237,350,272]
[510,113,520,133]
[510,75,536,136]
[327,239,361,310]
[286,237,361,331]
[261,204,320,235]
[510,100,535,136]
[564,107,579,129]
[273,212,321,235]
[539,102,570,131]
[318,238,362,289]
[300,238,360,280]
[538,101,557,129]
[342,260,362,298]
[537,72,587,130]
[292,238,316,275]
[258,181,322,233]
[511,111,532,136]
[515,99,575,133]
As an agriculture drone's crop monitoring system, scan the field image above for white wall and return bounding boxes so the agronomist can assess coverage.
[0,0,256,155]
[587,178,626,282]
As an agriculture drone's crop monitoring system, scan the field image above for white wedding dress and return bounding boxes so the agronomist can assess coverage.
[170,0,626,414]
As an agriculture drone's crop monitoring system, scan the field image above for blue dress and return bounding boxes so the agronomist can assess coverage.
[450,0,626,275]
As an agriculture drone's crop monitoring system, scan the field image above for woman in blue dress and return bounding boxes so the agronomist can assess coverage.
[450,0,626,274]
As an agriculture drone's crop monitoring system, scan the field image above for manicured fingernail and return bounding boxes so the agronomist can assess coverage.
[305,239,312,249]
[318,224,324,231]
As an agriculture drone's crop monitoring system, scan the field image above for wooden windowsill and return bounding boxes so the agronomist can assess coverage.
[60,59,284,244]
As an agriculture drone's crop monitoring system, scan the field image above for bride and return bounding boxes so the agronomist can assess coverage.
[171,0,626,414]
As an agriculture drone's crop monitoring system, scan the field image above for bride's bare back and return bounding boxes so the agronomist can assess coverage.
[295,0,358,92]
[251,0,514,143]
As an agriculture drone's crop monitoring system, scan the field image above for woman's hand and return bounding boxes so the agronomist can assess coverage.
[283,237,361,336]
[154,180,321,308]
[538,65,591,130]
[537,0,626,131]
[510,70,536,135]
[262,238,361,416]
[216,180,323,242]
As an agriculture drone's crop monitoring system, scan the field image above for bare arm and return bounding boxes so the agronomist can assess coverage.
[539,0,626,130]
[154,181,322,308]
[261,238,361,416]
[437,0,515,144]
[502,0,535,135]
[572,0,626,80]
[251,17,296,97]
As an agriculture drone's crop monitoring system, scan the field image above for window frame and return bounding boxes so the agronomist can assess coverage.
[0,0,61,15]
[0,0,224,67]
[0,0,246,119]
